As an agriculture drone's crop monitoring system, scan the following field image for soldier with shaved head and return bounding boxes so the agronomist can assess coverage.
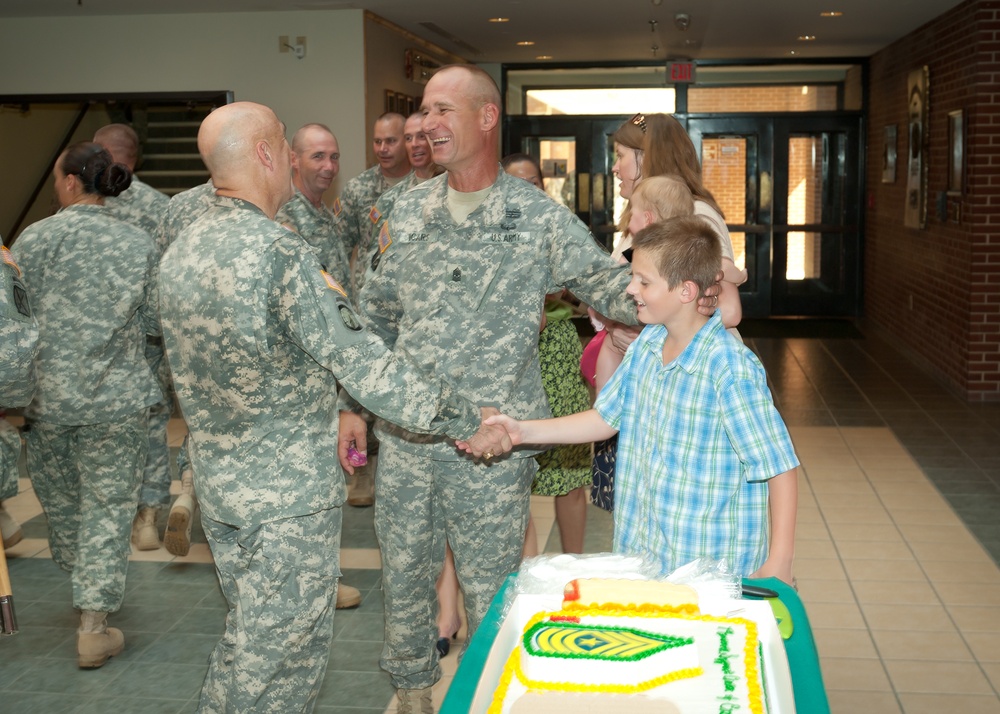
[157,101,510,713]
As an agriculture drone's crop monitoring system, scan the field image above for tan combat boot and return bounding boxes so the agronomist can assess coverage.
[395,687,433,714]
[336,583,362,609]
[77,610,124,668]
[164,469,196,557]
[0,501,23,549]
[132,507,160,551]
[347,455,376,507]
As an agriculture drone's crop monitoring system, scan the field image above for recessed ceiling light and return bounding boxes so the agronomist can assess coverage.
[489,17,509,23]
[798,35,816,41]
[820,11,843,17]
[516,40,535,46]
[788,50,798,55]
[536,55,553,60]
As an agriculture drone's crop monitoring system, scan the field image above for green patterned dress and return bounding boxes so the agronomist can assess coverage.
[533,310,593,496]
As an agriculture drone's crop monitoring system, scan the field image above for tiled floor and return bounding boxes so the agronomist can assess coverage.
[2,326,1000,713]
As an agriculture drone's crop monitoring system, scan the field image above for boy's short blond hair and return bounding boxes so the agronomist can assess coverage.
[630,175,695,222]
[631,215,721,295]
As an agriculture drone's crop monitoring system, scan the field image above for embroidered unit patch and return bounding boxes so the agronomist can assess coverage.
[322,271,347,297]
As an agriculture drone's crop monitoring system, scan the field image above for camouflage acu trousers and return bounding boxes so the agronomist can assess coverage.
[139,340,173,509]
[375,444,534,690]
[0,418,21,500]
[25,411,147,612]
[197,507,342,714]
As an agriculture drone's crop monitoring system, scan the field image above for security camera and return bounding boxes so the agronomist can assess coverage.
[675,13,691,31]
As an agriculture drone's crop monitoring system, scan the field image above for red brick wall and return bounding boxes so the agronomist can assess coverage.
[867,0,998,399]
[689,86,838,113]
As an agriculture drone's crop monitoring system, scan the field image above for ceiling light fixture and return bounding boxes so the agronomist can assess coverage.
[798,35,816,41]
[516,40,535,46]
[489,17,509,23]
[820,11,843,17]
[536,55,553,60]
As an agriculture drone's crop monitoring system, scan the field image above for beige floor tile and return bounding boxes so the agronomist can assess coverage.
[852,579,942,606]
[823,506,894,525]
[877,492,950,511]
[340,548,382,569]
[892,508,964,527]
[798,521,835,541]
[871,480,940,497]
[796,538,840,559]
[795,557,847,580]
[821,656,893,691]
[897,693,1000,714]
[982,662,1000,692]
[813,627,879,659]
[909,540,996,563]
[949,606,1000,633]
[828,522,904,542]
[813,491,885,509]
[965,632,1000,662]
[809,479,877,495]
[796,505,825,524]
[806,601,868,629]
[804,468,870,482]
[842,558,927,582]
[860,603,956,631]
[934,582,1000,608]
[870,629,973,661]
[796,577,857,604]
[4,537,50,559]
[864,468,932,483]
[836,540,914,561]
[896,522,981,544]
[826,690,902,714]
[838,426,895,443]
[919,559,1000,585]
[883,659,994,695]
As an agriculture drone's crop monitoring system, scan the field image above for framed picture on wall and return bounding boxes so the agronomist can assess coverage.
[882,124,897,184]
[385,89,397,113]
[948,109,965,195]
[904,66,929,229]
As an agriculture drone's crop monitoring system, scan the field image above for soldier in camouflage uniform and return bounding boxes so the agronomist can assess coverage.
[275,122,363,609]
[0,242,38,549]
[341,112,412,300]
[342,65,637,713]
[94,123,174,551]
[156,180,216,557]
[276,123,350,285]
[13,142,161,668]
[157,102,508,714]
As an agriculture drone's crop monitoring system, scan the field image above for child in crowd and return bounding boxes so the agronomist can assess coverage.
[475,215,799,582]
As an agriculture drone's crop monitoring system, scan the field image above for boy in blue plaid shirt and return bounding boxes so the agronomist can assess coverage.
[479,215,799,583]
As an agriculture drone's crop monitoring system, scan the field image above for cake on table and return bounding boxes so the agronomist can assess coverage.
[489,578,775,714]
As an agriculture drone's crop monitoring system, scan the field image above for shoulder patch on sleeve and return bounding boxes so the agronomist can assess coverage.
[1,246,21,276]
[332,197,343,216]
[368,205,382,224]
[321,270,347,297]
[378,222,392,254]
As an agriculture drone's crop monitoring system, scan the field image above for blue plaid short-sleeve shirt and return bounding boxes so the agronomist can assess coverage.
[595,312,799,576]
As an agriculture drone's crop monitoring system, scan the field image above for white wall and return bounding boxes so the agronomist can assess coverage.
[0,9,368,187]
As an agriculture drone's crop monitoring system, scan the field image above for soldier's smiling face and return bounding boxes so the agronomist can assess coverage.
[421,70,482,173]
[293,127,340,202]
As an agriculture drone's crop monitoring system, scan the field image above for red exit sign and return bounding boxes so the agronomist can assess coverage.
[668,62,696,83]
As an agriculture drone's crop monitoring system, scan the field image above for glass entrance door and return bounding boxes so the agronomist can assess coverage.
[688,115,862,317]
[506,113,863,318]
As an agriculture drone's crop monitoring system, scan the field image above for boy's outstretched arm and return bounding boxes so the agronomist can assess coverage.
[750,467,798,585]
[457,409,617,453]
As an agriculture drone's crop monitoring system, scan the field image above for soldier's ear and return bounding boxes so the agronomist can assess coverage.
[481,102,500,132]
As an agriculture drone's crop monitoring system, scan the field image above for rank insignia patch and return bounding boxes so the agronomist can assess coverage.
[368,206,382,224]
[332,197,342,216]
[321,271,347,297]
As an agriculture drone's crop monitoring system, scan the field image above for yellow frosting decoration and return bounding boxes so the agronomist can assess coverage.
[488,603,766,714]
